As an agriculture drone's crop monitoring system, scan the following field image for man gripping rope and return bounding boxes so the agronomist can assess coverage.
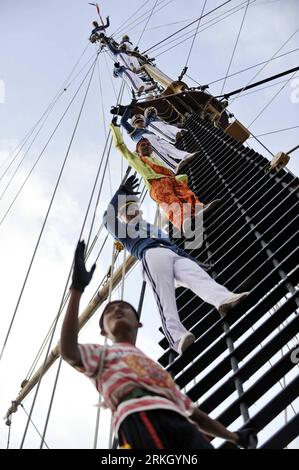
[120,102,195,174]
[102,175,249,354]
[110,119,220,231]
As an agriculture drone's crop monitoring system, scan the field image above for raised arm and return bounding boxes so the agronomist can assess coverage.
[104,16,110,29]
[60,241,96,367]
[110,121,148,177]
[103,175,140,241]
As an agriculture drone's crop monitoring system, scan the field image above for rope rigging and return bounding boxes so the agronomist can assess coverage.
[202,47,299,87]
[34,81,132,447]
[222,26,299,110]
[142,0,232,54]
[0,92,64,203]
[248,70,299,128]
[219,0,250,95]
[0,43,91,182]
[216,66,299,99]
[249,125,299,138]
[113,0,175,40]
[178,0,208,81]
[19,56,99,448]
[0,51,100,209]
[230,78,294,100]
[20,404,50,449]
[111,0,153,36]
[23,60,127,389]
[136,0,159,47]
[150,0,257,59]
[0,55,101,229]
[0,55,100,368]
[3,0,298,450]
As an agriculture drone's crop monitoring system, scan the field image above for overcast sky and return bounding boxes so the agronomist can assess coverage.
[0,0,298,449]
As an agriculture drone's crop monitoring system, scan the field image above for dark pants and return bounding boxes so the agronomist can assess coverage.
[118,409,214,449]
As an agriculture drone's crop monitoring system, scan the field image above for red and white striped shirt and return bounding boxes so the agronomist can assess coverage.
[77,342,196,433]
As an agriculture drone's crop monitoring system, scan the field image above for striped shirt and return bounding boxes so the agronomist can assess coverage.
[77,342,196,433]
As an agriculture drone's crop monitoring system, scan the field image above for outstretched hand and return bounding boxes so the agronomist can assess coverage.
[121,175,141,195]
[71,241,96,293]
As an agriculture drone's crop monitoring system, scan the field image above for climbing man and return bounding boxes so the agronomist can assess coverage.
[113,62,156,96]
[110,117,219,232]
[60,239,257,449]
[102,35,144,73]
[103,175,249,354]
[120,102,195,173]
[89,17,110,43]
[144,106,188,144]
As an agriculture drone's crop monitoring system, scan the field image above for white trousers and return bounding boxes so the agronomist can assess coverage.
[145,133,192,172]
[120,52,141,72]
[122,69,146,92]
[142,247,232,350]
[148,120,187,144]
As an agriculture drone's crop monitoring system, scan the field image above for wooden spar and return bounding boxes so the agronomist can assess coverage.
[4,254,137,421]
[143,64,174,89]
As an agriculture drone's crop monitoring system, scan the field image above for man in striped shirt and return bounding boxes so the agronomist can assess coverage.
[60,240,257,449]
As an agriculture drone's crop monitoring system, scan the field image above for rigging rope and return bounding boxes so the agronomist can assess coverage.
[222,26,299,111]
[0,43,90,181]
[0,56,100,369]
[20,56,99,448]
[0,52,99,207]
[248,131,274,157]
[204,47,299,87]
[217,66,299,99]
[230,78,292,100]
[219,0,250,95]
[111,0,150,36]
[38,82,126,447]
[25,82,125,383]
[179,0,208,81]
[153,0,256,59]
[142,0,231,54]
[115,0,174,40]
[248,70,298,128]
[249,125,299,138]
[20,404,50,449]
[0,92,64,203]
[0,56,100,228]
[136,0,159,46]
[0,92,64,185]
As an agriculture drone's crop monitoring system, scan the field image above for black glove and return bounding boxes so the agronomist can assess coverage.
[114,62,120,68]
[71,241,96,293]
[235,428,258,449]
[110,105,120,115]
[111,116,119,126]
[121,175,141,195]
[130,98,138,107]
